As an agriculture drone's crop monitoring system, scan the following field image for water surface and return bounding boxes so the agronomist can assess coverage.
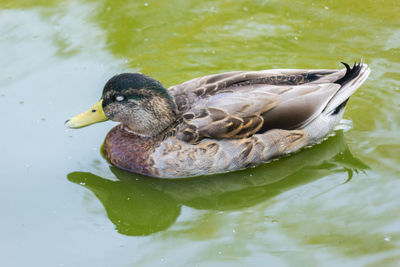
[1,0,399,266]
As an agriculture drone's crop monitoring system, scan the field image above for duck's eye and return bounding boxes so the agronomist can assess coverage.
[115,95,125,102]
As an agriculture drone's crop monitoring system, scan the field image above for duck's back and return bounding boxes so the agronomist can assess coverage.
[168,63,369,144]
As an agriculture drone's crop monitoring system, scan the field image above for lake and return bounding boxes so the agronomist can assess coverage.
[1,0,399,266]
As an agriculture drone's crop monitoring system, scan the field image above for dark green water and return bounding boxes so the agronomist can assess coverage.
[1,0,399,266]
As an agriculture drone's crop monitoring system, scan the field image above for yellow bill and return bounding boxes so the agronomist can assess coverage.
[65,99,109,128]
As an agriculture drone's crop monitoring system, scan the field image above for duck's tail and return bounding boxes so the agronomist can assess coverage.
[324,61,370,115]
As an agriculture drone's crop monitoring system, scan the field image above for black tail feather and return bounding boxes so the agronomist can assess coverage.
[334,61,363,86]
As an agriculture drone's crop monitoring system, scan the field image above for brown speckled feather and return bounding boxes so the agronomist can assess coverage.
[100,63,370,178]
[151,128,310,178]
[169,69,344,143]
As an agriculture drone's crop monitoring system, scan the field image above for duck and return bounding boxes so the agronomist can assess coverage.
[65,62,370,178]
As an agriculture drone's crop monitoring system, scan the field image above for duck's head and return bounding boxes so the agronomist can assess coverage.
[65,73,177,137]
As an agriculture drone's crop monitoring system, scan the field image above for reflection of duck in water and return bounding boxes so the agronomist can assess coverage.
[68,132,368,236]
[66,63,369,178]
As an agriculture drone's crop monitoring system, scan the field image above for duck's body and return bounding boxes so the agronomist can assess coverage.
[67,62,370,178]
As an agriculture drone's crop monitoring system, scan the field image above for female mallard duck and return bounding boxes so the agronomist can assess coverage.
[66,62,370,178]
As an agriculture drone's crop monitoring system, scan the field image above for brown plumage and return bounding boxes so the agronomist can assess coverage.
[169,63,364,144]
[66,62,370,178]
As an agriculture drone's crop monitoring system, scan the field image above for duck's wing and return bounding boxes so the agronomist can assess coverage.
[172,63,367,144]
[168,68,342,113]
[176,82,340,143]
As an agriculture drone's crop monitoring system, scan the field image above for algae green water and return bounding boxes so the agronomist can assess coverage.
[1,0,399,266]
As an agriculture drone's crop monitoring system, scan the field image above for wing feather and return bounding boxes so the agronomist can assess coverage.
[172,68,345,143]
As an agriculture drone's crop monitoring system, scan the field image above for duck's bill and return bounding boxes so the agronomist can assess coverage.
[65,100,109,129]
